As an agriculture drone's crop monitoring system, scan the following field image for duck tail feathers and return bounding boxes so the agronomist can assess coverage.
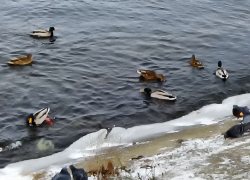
[34,107,50,116]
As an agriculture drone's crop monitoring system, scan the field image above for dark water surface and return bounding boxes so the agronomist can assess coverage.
[1,0,250,167]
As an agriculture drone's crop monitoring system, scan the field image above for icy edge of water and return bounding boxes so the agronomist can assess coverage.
[1,93,250,179]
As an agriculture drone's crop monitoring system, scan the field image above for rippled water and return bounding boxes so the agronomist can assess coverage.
[0,0,250,167]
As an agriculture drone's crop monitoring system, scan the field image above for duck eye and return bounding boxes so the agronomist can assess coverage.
[29,118,32,124]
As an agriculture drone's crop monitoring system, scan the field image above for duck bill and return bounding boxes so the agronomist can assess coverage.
[240,112,244,117]
[46,118,53,125]
[29,118,32,124]
[54,29,58,31]
[141,89,145,93]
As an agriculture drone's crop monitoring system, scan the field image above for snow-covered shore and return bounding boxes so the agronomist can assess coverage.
[1,93,250,180]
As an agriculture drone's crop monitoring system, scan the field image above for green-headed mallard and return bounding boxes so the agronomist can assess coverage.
[29,27,57,38]
[137,70,166,82]
[141,88,177,101]
[190,55,204,68]
[8,54,33,65]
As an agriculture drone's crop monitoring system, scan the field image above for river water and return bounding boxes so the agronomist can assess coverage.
[1,0,250,168]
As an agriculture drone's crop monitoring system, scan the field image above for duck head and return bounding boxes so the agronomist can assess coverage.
[141,88,152,96]
[192,54,196,61]
[218,61,222,68]
[49,27,57,32]
[27,114,36,126]
[69,165,76,173]
[232,105,244,118]
[156,74,166,82]
[223,132,229,139]
[49,27,57,37]
[60,167,69,175]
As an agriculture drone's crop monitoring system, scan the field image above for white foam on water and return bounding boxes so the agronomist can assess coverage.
[0,141,22,152]
[1,93,250,179]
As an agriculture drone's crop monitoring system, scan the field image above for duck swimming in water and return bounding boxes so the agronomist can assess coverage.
[30,27,57,38]
[27,108,53,126]
[190,55,204,69]
[141,88,177,101]
[215,61,228,80]
[8,54,33,65]
[137,70,166,82]
[30,27,57,43]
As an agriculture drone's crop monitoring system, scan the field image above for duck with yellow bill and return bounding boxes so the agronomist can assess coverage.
[29,27,57,38]
[27,108,53,126]
[232,105,250,123]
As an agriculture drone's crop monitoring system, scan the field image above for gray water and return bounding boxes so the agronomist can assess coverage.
[0,0,250,167]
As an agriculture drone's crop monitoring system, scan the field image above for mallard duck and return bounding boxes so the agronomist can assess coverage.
[29,27,57,38]
[137,70,166,82]
[232,105,250,123]
[8,54,33,65]
[190,55,204,68]
[27,108,53,126]
[223,123,250,139]
[215,61,228,80]
[141,88,177,101]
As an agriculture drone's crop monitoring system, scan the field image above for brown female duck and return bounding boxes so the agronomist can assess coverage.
[190,55,204,68]
[8,54,33,65]
[137,70,166,81]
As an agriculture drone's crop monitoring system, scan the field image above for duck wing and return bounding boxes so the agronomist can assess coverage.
[8,56,32,65]
[33,108,50,125]
[226,124,244,138]
[216,68,228,78]
[137,70,155,75]
[137,70,156,78]
[30,29,50,37]
[30,32,50,37]
[195,61,202,65]
[151,90,176,100]
[32,29,48,33]
[8,57,25,64]
[8,59,22,64]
